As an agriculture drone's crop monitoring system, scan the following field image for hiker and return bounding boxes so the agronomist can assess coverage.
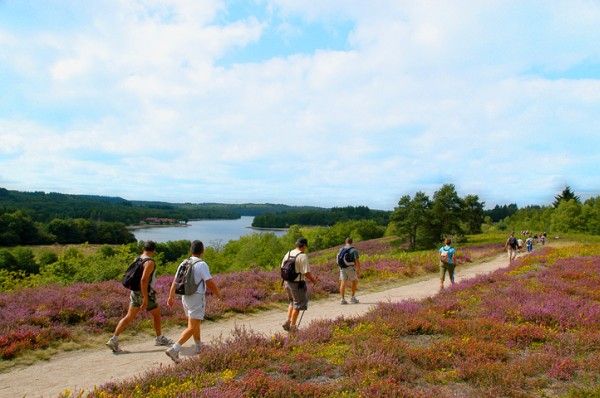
[439,238,456,289]
[505,232,519,263]
[106,240,173,352]
[281,238,319,333]
[165,240,221,363]
[337,237,361,304]
[526,236,534,253]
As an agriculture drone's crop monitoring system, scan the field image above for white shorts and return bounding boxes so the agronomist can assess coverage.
[182,293,206,320]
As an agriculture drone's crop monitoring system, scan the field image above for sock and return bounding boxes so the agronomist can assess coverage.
[195,341,202,351]
[111,335,118,341]
[173,343,182,352]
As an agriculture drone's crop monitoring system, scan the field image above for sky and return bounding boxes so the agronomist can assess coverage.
[0,0,599,210]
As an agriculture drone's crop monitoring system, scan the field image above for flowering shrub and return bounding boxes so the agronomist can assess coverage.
[78,244,600,397]
[1,239,504,360]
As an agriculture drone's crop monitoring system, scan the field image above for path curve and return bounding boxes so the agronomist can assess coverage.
[0,252,517,398]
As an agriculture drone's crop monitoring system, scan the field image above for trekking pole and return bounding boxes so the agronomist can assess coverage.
[297,310,305,328]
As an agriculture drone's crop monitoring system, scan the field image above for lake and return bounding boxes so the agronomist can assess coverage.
[131,216,286,246]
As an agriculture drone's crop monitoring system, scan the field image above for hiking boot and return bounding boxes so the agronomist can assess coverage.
[106,336,120,353]
[155,335,174,346]
[194,343,204,355]
[350,296,359,304]
[288,325,298,333]
[165,347,181,364]
[282,320,291,331]
[340,298,348,305]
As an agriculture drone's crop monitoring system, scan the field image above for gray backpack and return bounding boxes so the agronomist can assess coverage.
[174,258,203,295]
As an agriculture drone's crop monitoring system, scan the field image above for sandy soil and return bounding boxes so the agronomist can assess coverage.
[0,252,518,398]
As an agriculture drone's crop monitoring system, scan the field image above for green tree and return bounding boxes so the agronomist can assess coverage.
[430,184,464,242]
[582,196,600,234]
[551,199,584,232]
[11,247,39,274]
[553,186,580,208]
[462,194,485,234]
[390,192,432,250]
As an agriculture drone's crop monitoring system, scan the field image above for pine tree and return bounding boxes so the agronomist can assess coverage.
[553,186,580,208]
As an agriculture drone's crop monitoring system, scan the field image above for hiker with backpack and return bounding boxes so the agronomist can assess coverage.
[336,237,361,305]
[505,232,519,263]
[165,240,221,363]
[281,238,319,333]
[439,238,456,289]
[106,240,174,352]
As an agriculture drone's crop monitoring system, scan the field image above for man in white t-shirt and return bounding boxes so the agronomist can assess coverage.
[165,240,221,363]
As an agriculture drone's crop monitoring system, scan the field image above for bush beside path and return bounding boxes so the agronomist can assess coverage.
[0,250,519,398]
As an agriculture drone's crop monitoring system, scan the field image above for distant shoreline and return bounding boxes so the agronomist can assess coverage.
[248,226,288,232]
[127,223,189,230]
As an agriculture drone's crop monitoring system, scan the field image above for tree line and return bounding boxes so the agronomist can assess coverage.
[0,210,136,246]
[0,188,319,224]
[499,187,600,234]
[252,206,390,228]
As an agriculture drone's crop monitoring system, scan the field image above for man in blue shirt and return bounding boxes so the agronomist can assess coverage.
[439,238,456,289]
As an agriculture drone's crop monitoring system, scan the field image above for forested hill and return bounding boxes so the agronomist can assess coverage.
[0,188,320,225]
[252,206,391,228]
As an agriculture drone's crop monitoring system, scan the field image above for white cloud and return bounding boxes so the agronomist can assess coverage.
[1,1,599,207]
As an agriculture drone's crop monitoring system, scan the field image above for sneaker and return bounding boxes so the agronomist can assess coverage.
[282,320,291,331]
[194,344,204,355]
[165,347,181,364]
[155,335,174,346]
[350,296,359,304]
[340,298,348,305]
[106,336,120,353]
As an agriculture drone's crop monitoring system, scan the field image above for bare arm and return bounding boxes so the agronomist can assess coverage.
[304,271,318,284]
[354,257,361,277]
[166,274,178,308]
[140,260,155,310]
[205,279,221,299]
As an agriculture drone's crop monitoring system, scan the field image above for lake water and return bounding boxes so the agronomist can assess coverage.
[131,216,286,246]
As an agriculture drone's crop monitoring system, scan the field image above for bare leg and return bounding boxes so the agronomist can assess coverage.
[290,308,300,326]
[113,306,140,336]
[339,280,346,299]
[149,307,162,337]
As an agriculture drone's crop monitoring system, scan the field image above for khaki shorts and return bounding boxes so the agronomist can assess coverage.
[339,266,358,282]
[130,289,158,311]
[284,281,308,311]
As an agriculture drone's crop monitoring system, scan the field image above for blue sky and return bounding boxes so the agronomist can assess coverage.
[0,0,599,210]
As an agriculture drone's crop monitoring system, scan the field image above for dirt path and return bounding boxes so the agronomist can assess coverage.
[0,252,517,398]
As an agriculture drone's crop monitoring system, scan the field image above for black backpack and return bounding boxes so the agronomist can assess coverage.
[122,257,153,291]
[336,247,355,268]
[508,237,518,249]
[281,251,300,282]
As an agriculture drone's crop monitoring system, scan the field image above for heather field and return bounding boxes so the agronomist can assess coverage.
[71,243,600,398]
[0,238,502,363]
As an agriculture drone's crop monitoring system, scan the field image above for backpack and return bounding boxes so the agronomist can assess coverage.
[439,248,449,264]
[174,258,203,296]
[336,247,355,268]
[122,257,153,291]
[281,251,300,282]
[508,237,518,249]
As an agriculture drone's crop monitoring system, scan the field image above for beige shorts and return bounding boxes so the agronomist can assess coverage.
[339,266,358,281]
